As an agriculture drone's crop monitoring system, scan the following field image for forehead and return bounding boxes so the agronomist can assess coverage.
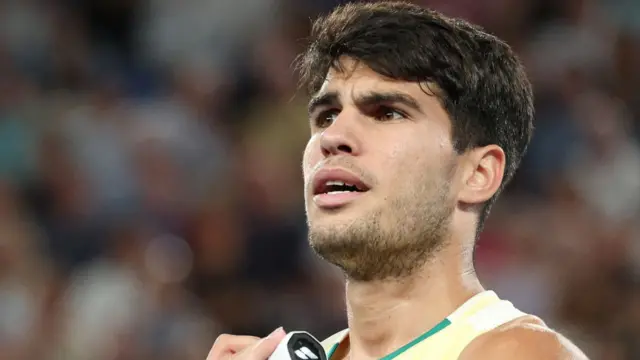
[316,58,451,126]
[322,60,413,92]
[318,58,448,117]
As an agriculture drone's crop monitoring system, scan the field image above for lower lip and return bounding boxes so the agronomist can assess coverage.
[313,191,365,208]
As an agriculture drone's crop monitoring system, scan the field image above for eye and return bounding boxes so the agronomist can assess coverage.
[313,109,339,128]
[373,106,406,122]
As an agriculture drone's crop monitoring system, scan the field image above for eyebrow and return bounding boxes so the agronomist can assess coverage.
[308,90,423,116]
[308,91,340,115]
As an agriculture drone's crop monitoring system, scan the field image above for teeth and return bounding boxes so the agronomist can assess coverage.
[325,180,355,187]
[327,190,351,194]
[326,180,345,186]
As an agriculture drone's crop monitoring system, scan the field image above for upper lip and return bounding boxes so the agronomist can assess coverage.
[312,168,370,195]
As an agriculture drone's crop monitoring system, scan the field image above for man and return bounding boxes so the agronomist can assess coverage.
[208,1,589,359]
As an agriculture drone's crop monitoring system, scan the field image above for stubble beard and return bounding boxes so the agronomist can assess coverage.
[307,178,455,282]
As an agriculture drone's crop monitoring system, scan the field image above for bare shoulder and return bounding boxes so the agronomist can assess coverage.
[459,316,590,360]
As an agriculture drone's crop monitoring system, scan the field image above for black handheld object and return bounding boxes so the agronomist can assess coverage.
[268,331,328,360]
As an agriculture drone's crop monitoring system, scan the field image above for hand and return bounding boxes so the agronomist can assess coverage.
[207,328,287,360]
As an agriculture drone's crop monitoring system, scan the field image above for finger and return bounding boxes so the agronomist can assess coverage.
[246,328,287,360]
[207,334,261,359]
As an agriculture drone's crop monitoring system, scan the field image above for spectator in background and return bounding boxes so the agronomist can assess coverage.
[565,90,640,226]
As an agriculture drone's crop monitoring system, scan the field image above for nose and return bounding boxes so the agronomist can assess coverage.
[319,114,361,157]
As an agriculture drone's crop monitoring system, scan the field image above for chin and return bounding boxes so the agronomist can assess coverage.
[307,206,353,228]
[306,223,352,257]
[307,207,378,249]
[307,203,362,227]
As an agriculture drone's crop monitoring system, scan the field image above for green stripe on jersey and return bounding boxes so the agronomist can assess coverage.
[327,318,452,360]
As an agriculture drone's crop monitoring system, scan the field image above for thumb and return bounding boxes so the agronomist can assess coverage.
[250,327,287,359]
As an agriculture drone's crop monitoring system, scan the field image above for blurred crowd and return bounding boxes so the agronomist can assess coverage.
[0,0,638,359]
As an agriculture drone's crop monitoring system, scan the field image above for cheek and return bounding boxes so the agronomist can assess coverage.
[379,133,448,186]
[383,137,426,170]
[302,134,322,180]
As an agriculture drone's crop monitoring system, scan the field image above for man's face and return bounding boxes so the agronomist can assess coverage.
[302,58,460,281]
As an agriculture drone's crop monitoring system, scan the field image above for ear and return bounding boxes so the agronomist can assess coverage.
[457,145,505,205]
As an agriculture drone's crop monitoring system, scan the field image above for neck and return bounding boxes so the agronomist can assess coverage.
[344,243,483,360]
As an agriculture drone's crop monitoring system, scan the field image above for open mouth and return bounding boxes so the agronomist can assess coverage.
[311,168,371,208]
[317,180,367,195]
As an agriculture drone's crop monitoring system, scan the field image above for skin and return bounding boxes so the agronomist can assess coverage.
[207,328,286,360]
[207,58,588,359]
